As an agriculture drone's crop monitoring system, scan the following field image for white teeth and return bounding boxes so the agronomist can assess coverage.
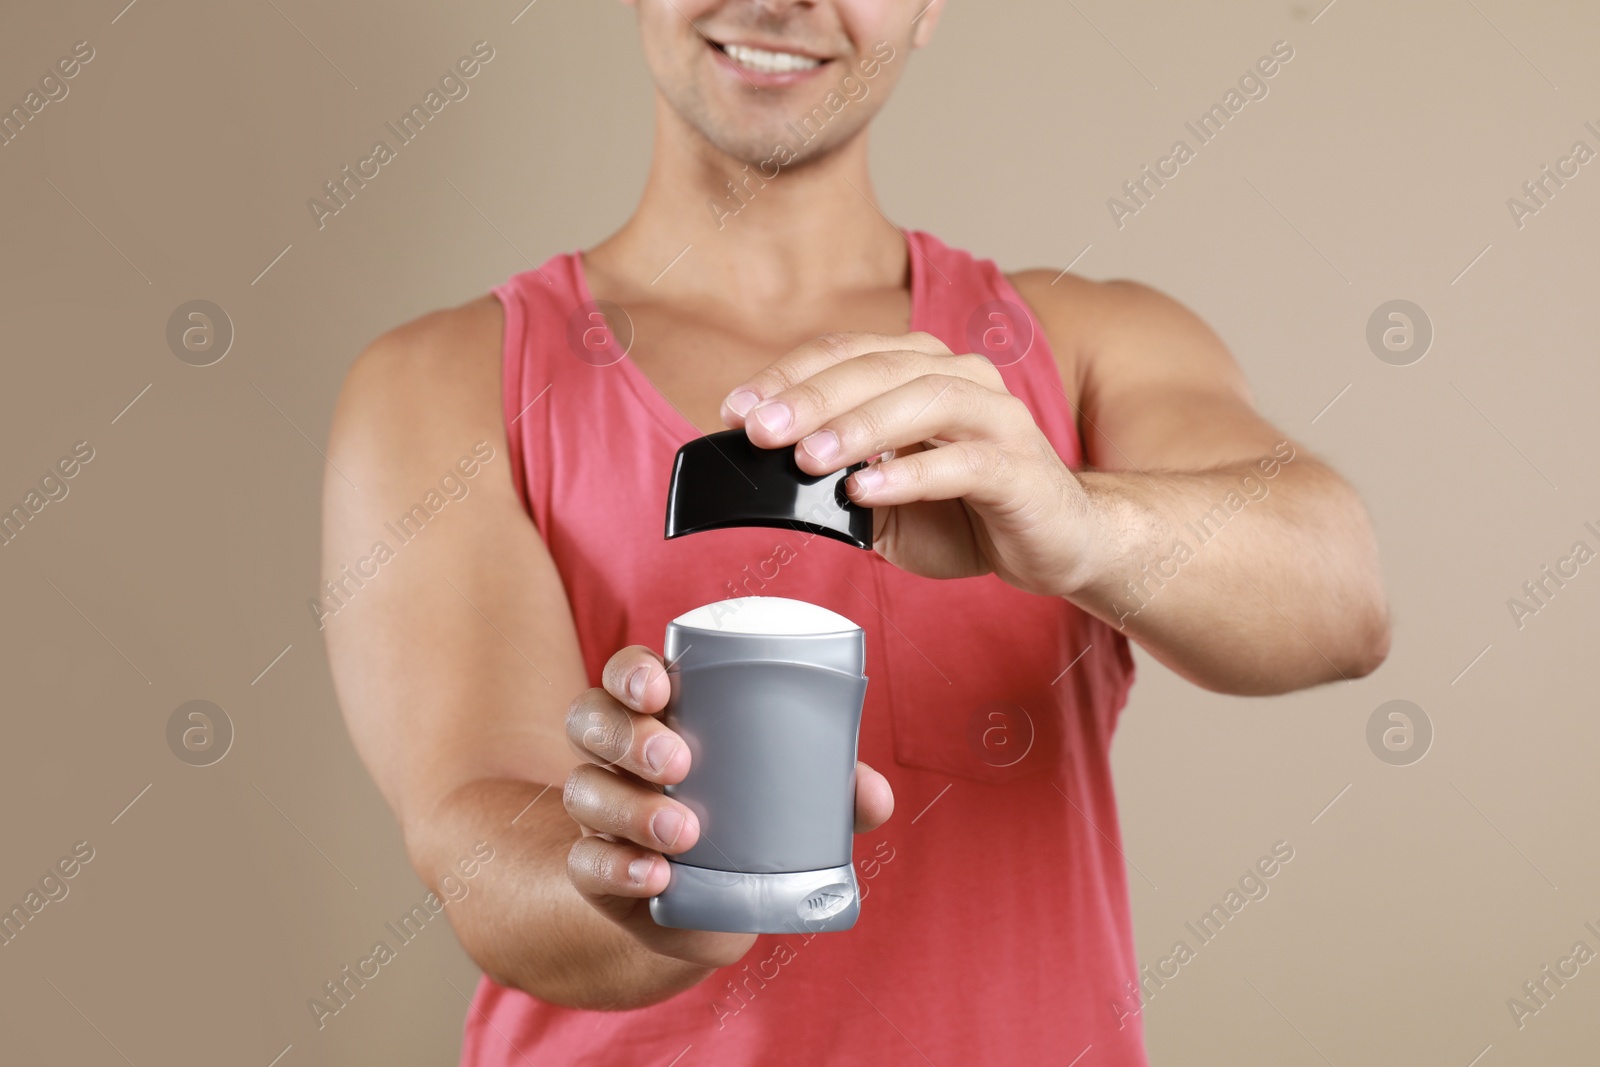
[722,43,822,74]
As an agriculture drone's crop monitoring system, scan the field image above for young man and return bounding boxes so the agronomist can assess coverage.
[322,1,1389,1063]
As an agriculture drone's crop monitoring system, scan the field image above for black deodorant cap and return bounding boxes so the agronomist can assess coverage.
[664,429,874,550]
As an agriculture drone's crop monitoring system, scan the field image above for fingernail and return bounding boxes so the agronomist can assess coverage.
[725,389,760,417]
[801,429,839,463]
[627,666,649,705]
[854,465,885,492]
[651,808,685,847]
[752,401,793,435]
[628,857,655,885]
[642,733,678,775]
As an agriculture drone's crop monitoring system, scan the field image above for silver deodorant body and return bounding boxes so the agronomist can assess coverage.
[648,596,868,934]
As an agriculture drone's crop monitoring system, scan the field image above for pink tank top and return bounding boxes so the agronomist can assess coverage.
[469,229,1145,1065]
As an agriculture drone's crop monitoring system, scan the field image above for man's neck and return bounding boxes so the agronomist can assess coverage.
[585,101,910,316]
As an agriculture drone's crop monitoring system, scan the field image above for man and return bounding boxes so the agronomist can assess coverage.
[322,1,1389,1063]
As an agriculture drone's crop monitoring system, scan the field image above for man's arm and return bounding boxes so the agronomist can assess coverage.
[1012,272,1390,694]
[320,298,723,1010]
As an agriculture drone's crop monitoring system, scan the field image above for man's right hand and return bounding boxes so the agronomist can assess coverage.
[325,299,894,1008]
[563,644,896,968]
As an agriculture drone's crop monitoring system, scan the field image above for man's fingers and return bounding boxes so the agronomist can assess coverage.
[563,763,701,854]
[733,347,1007,457]
[567,835,670,899]
[847,439,1026,511]
[601,645,671,714]
[788,373,1028,475]
[566,761,891,902]
[854,761,895,833]
[720,331,952,427]
[565,689,690,783]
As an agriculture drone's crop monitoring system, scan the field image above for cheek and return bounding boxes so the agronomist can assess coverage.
[837,0,895,39]
[830,1,905,62]
[636,5,693,72]
[646,0,716,50]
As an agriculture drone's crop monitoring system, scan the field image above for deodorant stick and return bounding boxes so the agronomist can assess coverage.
[648,595,868,934]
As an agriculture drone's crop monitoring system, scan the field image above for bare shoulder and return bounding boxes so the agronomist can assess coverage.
[1006,269,1251,405]
[330,294,506,470]
[1009,269,1209,329]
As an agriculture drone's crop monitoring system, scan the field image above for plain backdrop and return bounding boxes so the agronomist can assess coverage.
[2,1,1597,1064]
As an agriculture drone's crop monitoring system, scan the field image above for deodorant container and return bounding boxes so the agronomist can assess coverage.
[649,595,868,934]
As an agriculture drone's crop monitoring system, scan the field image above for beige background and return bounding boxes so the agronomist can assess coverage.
[2,1,1597,1064]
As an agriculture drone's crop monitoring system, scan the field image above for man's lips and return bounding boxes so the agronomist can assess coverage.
[706,37,836,84]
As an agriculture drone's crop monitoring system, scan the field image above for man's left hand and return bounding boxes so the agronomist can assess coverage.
[720,331,1106,598]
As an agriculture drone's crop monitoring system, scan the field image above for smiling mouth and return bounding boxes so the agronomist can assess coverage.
[710,40,830,75]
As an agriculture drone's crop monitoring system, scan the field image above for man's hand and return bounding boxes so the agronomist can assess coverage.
[563,644,895,965]
[719,331,1108,599]
[717,299,1389,695]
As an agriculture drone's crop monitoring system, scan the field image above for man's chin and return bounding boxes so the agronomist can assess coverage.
[705,125,835,172]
